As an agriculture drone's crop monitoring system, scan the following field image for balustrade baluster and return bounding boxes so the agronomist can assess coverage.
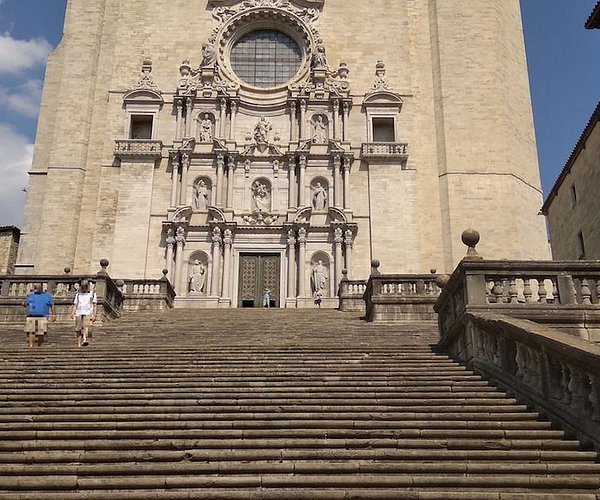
[581,279,592,305]
[523,279,533,303]
[508,278,518,304]
[493,279,504,304]
[550,279,559,304]
[538,279,548,303]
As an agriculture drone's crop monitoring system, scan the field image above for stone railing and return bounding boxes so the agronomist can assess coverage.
[114,139,163,159]
[0,271,123,323]
[435,259,600,342]
[338,277,367,313]
[118,275,176,311]
[445,312,600,451]
[361,142,409,159]
[365,263,441,322]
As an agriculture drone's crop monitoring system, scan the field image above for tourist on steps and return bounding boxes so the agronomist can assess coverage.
[71,281,97,347]
[23,283,56,348]
[262,288,271,308]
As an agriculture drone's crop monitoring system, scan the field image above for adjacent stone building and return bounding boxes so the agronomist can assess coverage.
[17,0,550,307]
[0,227,20,275]
[542,4,600,260]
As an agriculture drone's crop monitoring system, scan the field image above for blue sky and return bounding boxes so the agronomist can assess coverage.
[0,1,598,227]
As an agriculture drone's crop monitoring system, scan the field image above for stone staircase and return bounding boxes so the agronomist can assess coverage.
[0,309,598,499]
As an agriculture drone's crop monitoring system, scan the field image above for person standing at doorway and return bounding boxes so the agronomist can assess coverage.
[71,281,97,347]
[262,288,271,308]
[23,283,56,348]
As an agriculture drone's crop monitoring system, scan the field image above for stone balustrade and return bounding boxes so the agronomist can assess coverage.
[338,279,367,312]
[114,139,163,159]
[361,142,409,159]
[365,272,441,322]
[119,278,176,311]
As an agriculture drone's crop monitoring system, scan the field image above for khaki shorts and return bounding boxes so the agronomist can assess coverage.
[24,317,48,335]
[75,315,92,332]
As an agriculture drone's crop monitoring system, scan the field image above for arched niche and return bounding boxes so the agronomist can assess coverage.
[193,177,213,211]
[250,177,272,212]
[188,251,209,295]
[310,176,329,211]
[310,251,331,298]
[196,112,215,143]
[311,113,329,144]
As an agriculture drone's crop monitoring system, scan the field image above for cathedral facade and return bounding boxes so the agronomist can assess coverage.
[17,0,550,307]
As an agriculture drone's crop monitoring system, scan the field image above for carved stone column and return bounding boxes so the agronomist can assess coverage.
[226,157,235,209]
[229,101,237,141]
[222,229,233,300]
[300,99,308,140]
[297,227,307,297]
[219,98,227,138]
[332,99,340,140]
[333,155,342,207]
[175,100,184,140]
[165,228,175,280]
[290,101,298,141]
[298,155,307,207]
[343,157,351,209]
[287,229,297,299]
[174,226,186,294]
[210,227,222,296]
[179,153,190,205]
[342,101,350,142]
[334,227,344,295]
[288,160,296,209]
[216,154,224,206]
[344,229,354,279]
[170,153,180,207]
[185,97,193,138]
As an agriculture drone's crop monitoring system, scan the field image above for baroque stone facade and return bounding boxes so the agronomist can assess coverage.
[17,0,549,307]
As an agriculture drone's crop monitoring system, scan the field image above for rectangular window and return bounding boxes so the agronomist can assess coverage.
[570,184,577,207]
[130,115,153,139]
[577,230,586,259]
[372,117,395,142]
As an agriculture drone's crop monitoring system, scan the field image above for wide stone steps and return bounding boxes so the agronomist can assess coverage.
[0,309,598,497]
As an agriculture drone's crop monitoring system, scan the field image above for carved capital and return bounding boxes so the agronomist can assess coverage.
[175,226,186,245]
[298,227,308,244]
[334,227,344,245]
[211,226,222,245]
[287,229,297,247]
[344,229,354,247]
[223,228,233,246]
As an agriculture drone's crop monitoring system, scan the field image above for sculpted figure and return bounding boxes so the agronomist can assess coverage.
[312,260,328,294]
[194,179,209,210]
[200,42,217,68]
[199,114,213,142]
[251,180,271,212]
[189,260,206,293]
[254,116,272,144]
[312,182,328,211]
[311,44,327,69]
[312,115,328,143]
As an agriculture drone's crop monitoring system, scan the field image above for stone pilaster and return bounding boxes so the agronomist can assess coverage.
[216,154,224,206]
[185,97,193,138]
[226,157,235,209]
[229,101,237,141]
[165,228,175,280]
[300,99,308,140]
[175,100,184,140]
[344,229,354,280]
[298,155,307,207]
[210,227,222,297]
[287,229,297,299]
[333,155,342,207]
[222,228,233,300]
[334,227,344,295]
[219,98,227,138]
[170,153,179,207]
[174,226,186,294]
[288,160,296,209]
[290,101,297,141]
[343,157,351,209]
[179,153,190,206]
[297,227,307,298]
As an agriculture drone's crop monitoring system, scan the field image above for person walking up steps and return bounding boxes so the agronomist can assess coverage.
[23,283,56,348]
[71,281,97,347]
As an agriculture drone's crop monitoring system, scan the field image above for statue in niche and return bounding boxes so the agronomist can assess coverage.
[194,179,209,210]
[311,44,328,69]
[251,180,271,212]
[254,116,272,144]
[189,260,206,293]
[312,115,328,143]
[312,182,328,211]
[199,114,213,142]
[200,42,217,68]
[312,260,329,295]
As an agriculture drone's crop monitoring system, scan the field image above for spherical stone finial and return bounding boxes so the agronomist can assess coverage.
[162,268,169,277]
[100,258,110,269]
[435,274,451,289]
[115,279,125,288]
[430,268,437,275]
[64,267,71,275]
[461,229,483,260]
[370,260,381,276]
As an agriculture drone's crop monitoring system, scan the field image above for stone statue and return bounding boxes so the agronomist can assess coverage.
[189,260,206,293]
[312,260,328,295]
[312,115,328,143]
[251,180,271,212]
[254,116,272,144]
[312,182,328,211]
[194,179,209,210]
[200,42,217,68]
[199,114,213,142]
[311,44,327,69]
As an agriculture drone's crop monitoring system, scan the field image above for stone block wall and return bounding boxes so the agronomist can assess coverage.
[0,227,20,275]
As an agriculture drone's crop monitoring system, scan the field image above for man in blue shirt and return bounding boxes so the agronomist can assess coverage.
[23,283,56,348]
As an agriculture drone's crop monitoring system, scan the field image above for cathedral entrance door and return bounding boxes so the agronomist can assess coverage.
[238,254,280,308]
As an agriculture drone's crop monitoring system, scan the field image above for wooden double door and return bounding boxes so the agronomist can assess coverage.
[238,253,280,308]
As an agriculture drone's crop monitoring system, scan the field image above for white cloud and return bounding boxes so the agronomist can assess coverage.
[0,79,43,118]
[0,33,52,74]
[0,123,32,226]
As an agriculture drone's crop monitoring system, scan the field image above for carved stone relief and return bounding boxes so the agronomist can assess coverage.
[251,179,272,212]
